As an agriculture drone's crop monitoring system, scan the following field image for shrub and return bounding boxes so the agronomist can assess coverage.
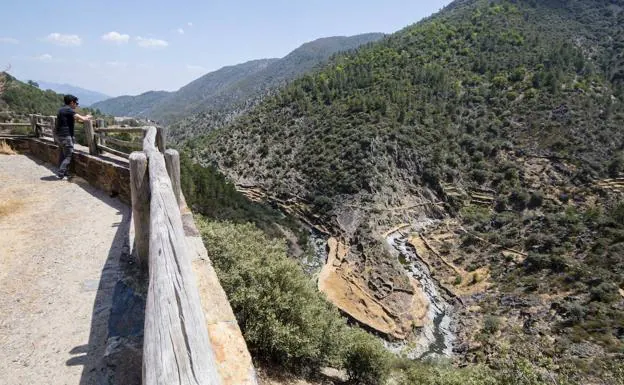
[483,315,501,334]
[198,219,347,369]
[344,328,391,385]
[198,218,392,379]
[590,282,618,303]
[527,191,544,209]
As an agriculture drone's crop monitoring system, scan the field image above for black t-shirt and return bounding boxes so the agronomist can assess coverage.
[56,105,76,137]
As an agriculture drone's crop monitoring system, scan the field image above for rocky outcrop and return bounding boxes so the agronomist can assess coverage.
[318,237,428,339]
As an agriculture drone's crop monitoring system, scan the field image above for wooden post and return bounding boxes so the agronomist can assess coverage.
[96,118,105,128]
[50,116,58,144]
[156,126,166,153]
[30,115,39,137]
[98,132,107,147]
[164,149,181,206]
[84,120,98,155]
[129,151,150,269]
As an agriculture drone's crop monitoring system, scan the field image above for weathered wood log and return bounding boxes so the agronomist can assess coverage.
[95,126,147,133]
[50,117,57,138]
[156,126,166,153]
[84,120,98,155]
[0,122,31,127]
[97,144,130,159]
[129,152,150,268]
[164,149,181,206]
[30,115,39,137]
[142,126,222,385]
[98,132,107,147]
[103,136,142,150]
[0,134,37,138]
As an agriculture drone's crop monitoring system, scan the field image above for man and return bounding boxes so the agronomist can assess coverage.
[56,94,92,179]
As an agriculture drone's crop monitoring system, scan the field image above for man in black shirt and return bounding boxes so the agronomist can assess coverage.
[56,94,92,179]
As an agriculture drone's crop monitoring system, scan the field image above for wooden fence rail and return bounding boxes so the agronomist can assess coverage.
[21,115,165,160]
[4,114,235,384]
[132,127,221,385]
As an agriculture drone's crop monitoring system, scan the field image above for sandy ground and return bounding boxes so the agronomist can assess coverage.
[0,154,130,385]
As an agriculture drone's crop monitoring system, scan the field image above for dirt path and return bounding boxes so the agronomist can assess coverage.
[0,154,131,385]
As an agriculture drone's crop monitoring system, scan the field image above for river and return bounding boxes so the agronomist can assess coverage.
[385,229,456,359]
[306,224,456,359]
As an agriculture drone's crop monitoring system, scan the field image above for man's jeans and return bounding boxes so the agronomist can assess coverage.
[57,136,74,176]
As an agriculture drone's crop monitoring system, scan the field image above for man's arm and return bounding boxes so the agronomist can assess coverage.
[74,113,93,123]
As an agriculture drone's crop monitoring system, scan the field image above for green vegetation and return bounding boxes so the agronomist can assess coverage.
[197,218,391,382]
[196,212,624,384]
[180,153,308,243]
[0,73,63,116]
[92,34,384,139]
[197,0,623,208]
[183,0,624,382]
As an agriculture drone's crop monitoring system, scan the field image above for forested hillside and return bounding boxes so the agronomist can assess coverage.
[0,73,63,116]
[187,0,624,382]
[92,34,384,141]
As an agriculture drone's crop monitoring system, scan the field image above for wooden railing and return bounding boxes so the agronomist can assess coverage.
[90,125,165,159]
[130,127,222,385]
[8,115,226,384]
[23,114,166,160]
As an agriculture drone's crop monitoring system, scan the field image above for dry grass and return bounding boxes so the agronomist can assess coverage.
[0,140,16,155]
[0,198,25,218]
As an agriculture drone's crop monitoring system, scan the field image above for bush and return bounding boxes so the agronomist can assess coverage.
[198,218,392,379]
[398,361,496,385]
[198,219,347,369]
[590,282,618,303]
[344,328,391,384]
[483,315,501,334]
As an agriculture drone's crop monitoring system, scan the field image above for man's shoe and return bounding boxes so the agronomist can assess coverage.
[56,172,65,179]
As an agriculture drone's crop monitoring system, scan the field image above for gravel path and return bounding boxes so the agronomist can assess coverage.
[0,154,131,385]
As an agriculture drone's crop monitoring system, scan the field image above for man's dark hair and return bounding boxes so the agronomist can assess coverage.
[63,94,79,105]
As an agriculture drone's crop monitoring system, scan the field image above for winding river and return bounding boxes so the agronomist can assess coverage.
[385,230,455,359]
[307,225,456,359]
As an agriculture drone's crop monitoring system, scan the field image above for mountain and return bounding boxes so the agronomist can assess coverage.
[189,0,624,382]
[91,33,385,129]
[35,81,110,107]
[0,73,63,117]
[91,90,171,118]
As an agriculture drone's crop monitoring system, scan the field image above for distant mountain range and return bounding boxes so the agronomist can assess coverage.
[35,81,111,107]
[91,33,385,128]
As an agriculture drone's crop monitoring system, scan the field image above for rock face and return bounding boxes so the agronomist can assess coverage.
[318,237,428,339]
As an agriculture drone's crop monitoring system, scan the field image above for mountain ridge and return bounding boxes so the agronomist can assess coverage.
[91,33,385,126]
[35,81,110,107]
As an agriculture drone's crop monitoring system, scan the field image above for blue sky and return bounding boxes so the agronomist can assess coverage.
[0,0,451,97]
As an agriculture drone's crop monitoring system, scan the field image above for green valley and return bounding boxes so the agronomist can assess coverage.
[182,0,624,383]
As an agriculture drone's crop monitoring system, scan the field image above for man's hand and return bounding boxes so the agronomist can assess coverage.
[75,113,92,122]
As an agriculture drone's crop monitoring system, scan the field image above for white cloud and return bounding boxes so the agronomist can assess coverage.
[44,33,82,46]
[101,31,130,44]
[177,28,185,35]
[36,54,53,62]
[186,65,205,72]
[135,37,168,48]
[0,37,19,44]
[187,22,193,27]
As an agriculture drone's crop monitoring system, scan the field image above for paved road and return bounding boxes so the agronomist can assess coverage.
[0,154,131,385]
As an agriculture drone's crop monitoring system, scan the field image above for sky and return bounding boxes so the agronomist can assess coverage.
[0,0,452,97]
